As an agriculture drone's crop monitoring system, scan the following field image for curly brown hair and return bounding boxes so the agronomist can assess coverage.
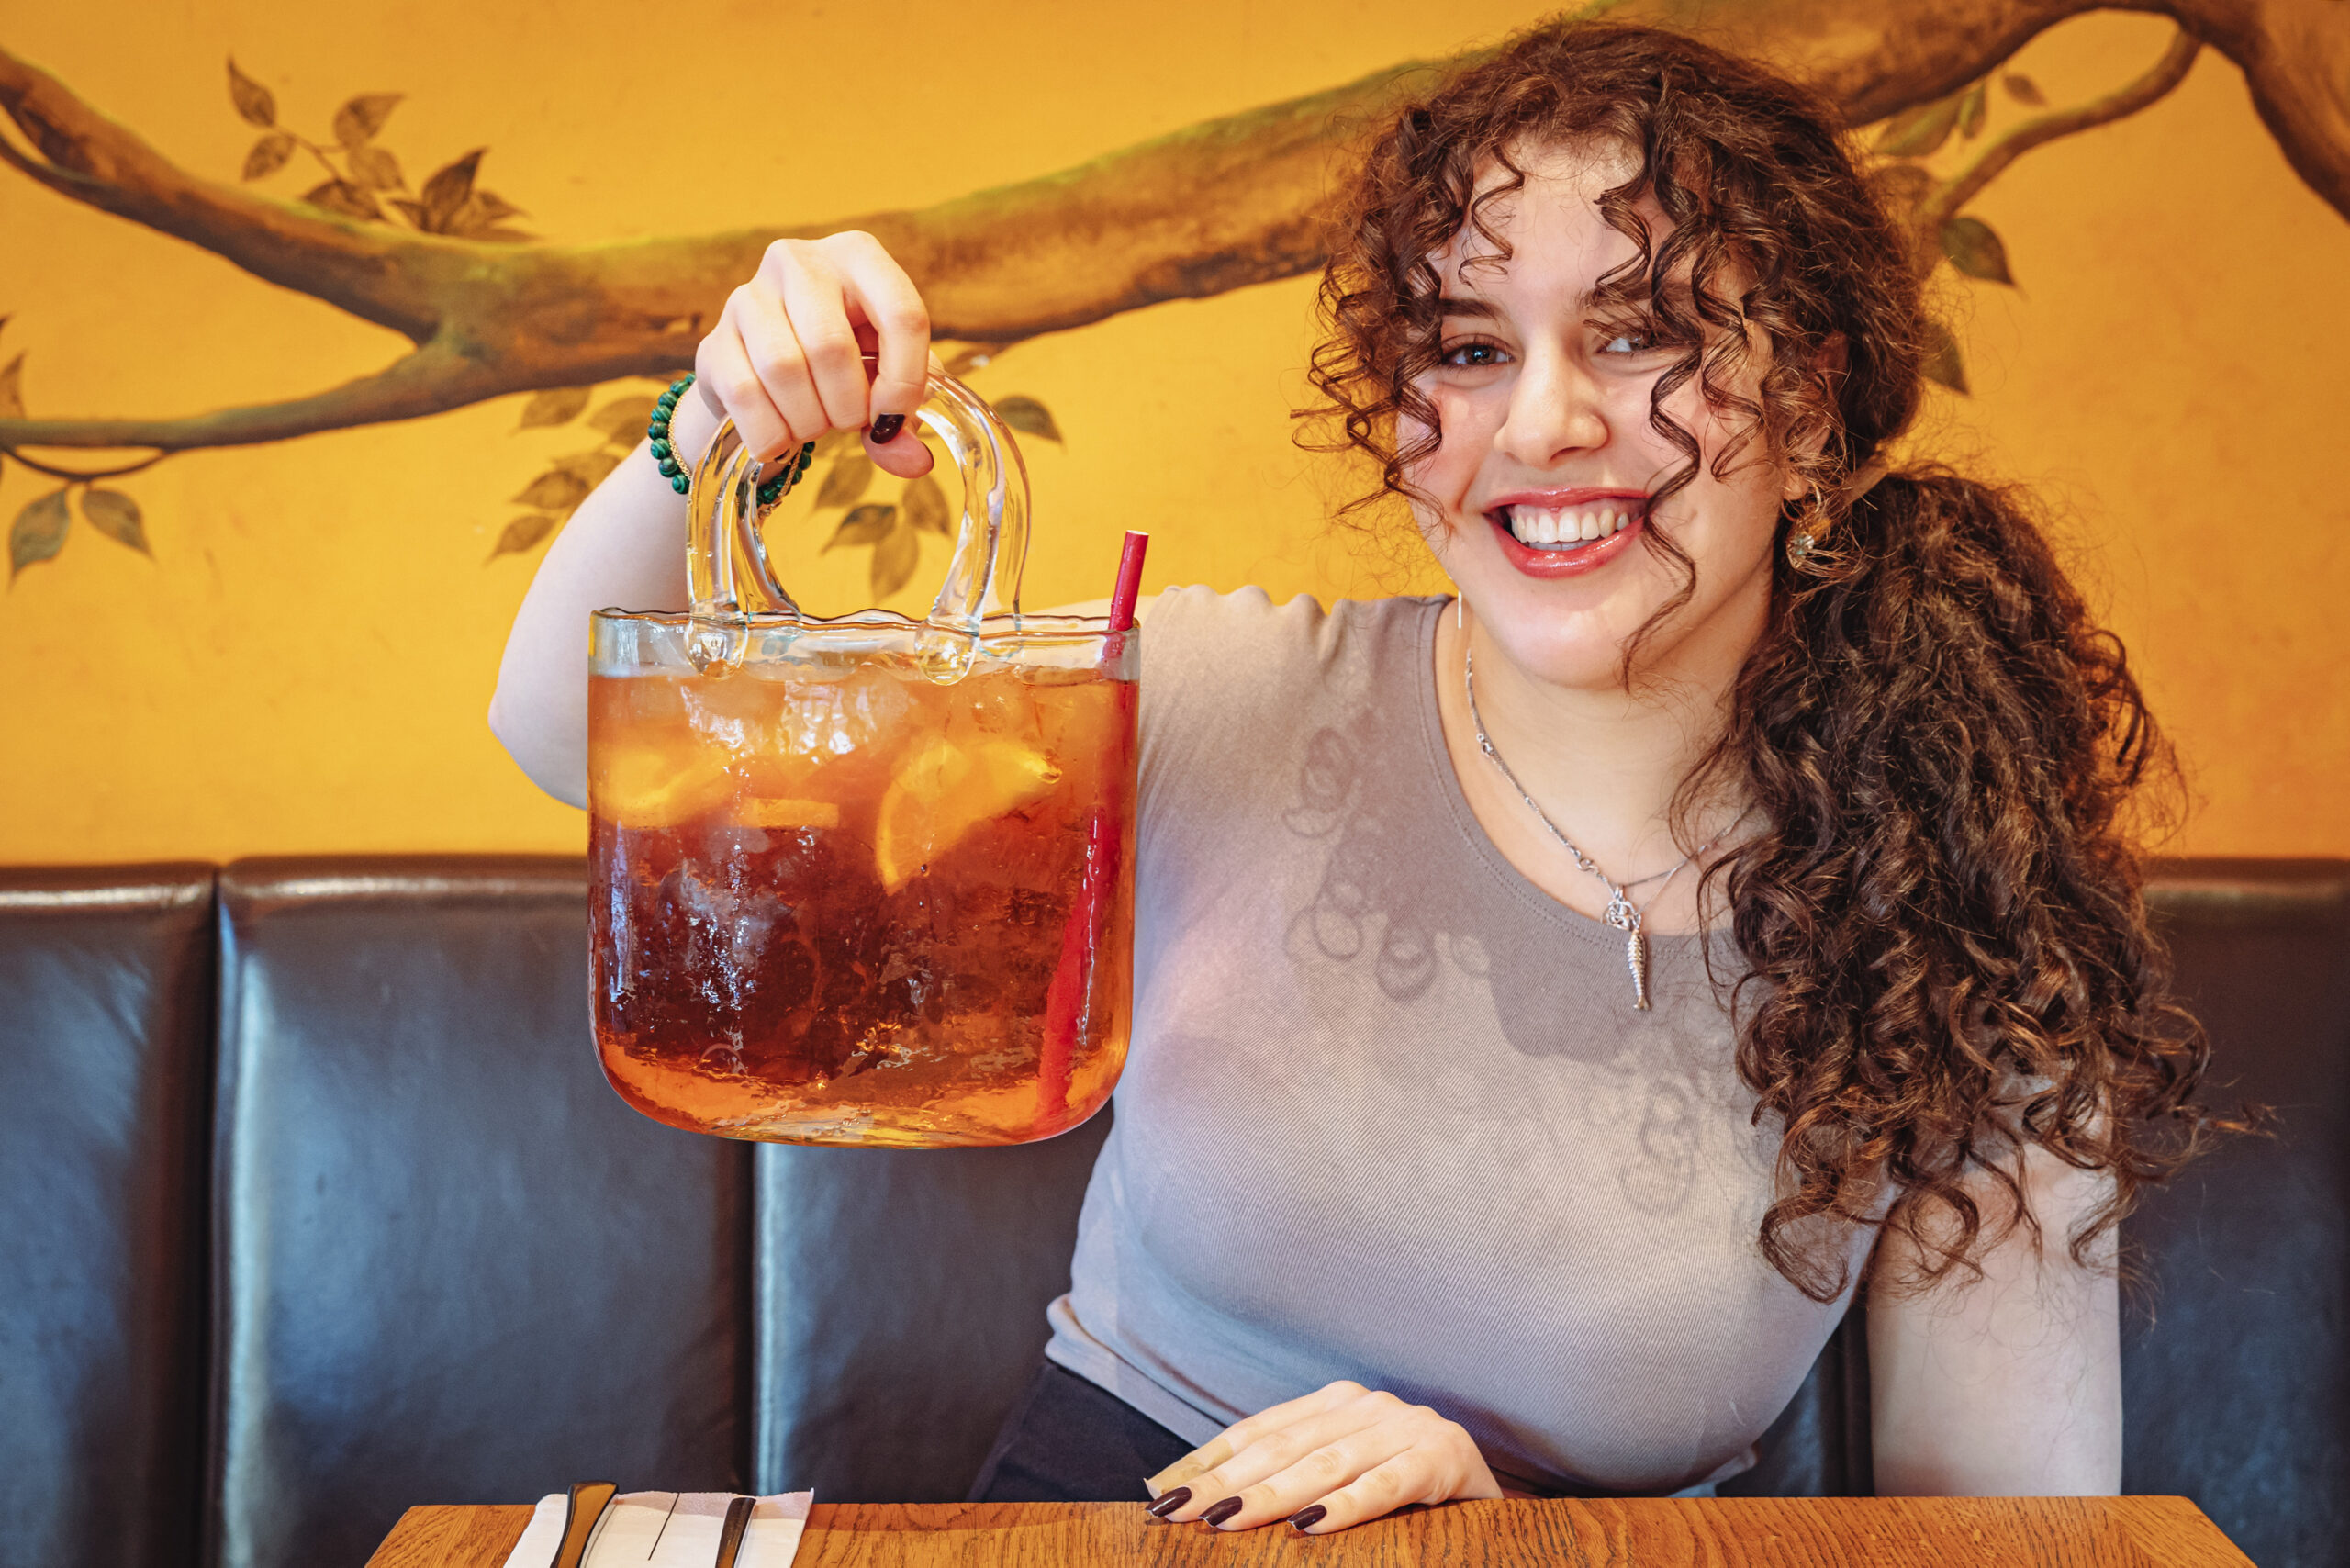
[1304,18,2226,1301]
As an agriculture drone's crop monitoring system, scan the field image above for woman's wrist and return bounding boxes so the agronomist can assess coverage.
[660,379,724,477]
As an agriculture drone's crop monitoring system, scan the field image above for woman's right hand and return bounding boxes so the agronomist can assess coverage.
[693,231,937,479]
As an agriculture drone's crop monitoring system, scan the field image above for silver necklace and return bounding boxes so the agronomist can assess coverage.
[1461,642,1734,1012]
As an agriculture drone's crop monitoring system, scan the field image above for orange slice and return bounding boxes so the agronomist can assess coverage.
[592,749,732,830]
[874,738,1060,891]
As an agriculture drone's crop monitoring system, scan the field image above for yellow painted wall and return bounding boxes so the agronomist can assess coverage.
[1,5,2343,863]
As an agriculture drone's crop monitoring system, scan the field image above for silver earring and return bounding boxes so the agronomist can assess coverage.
[1785,483,1829,572]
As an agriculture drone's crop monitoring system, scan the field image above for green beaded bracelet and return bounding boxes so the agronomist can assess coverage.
[647,374,814,510]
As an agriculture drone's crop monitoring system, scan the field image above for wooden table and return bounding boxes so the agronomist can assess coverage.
[366,1496,2256,1566]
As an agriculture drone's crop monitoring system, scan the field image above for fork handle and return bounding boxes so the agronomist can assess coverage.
[552,1482,617,1568]
[711,1495,756,1568]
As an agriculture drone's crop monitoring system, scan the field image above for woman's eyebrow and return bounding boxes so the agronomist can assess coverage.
[1436,295,1501,319]
[1438,289,1623,319]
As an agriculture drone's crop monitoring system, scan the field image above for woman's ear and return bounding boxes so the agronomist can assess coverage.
[1779,332,1852,499]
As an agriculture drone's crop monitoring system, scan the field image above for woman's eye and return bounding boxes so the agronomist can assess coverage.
[1440,339,1508,368]
[1599,330,1655,355]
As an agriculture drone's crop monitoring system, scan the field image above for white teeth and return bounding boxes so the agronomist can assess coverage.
[1506,504,1635,547]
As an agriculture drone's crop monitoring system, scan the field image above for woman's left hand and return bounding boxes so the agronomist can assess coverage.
[1143,1380,1504,1533]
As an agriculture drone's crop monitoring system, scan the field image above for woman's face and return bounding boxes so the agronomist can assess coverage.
[1404,140,1807,695]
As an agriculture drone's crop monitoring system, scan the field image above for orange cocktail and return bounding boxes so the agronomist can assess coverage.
[588,637,1135,1148]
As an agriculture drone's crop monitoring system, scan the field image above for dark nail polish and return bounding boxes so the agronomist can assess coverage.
[1145,1487,1190,1518]
[1289,1504,1327,1532]
[867,414,904,443]
[1200,1497,1243,1528]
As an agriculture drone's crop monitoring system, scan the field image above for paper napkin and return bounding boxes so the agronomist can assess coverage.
[498,1490,812,1568]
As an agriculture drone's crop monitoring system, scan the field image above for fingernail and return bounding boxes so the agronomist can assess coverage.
[1200,1497,1243,1528]
[1289,1504,1326,1532]
[1145,1487,1189,1518]
[867,413,904,443]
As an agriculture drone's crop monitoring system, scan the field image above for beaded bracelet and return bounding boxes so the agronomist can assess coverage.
[647,374,813,512]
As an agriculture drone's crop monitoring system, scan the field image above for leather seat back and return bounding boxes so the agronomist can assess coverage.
[2122,861,2350,1568]
[207,859,752,1568]
[0,866,216,1568]
[754,1122,1110,1502]
[7,854,2343,1568]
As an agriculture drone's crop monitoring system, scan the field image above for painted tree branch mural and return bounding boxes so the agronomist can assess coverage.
[1,0,2344,582]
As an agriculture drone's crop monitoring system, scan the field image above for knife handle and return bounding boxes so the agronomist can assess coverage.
[553,1482,618,1568]
[712,1495,756,1568]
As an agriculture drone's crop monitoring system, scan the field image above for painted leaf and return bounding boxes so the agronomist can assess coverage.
[419,148,486,231]
[816,454,874,509]
[348,144,404,192]
[1941,216,2016,286]
[996,395,1063,445]
[588,395,661,444]
[8,488,71,581]
[332,92,403,148]
[387,198,431,229]
[0,353,24,420]
[1921,320,1970,395]
[870,519,921,599]
[227,58,275,128]
[1958,81,1988,140]
[512,468,591,510]
[1874,93,1964,159]
[517,386,592,430]
[824,504,896,553]
[303,179,383,221]
[550,449,622,492]
[489,513,557,559]
[79,488,149,555]
[902,471,951,537]
[462,189,525,223]
[447,189,531,240]
[2001,73,2047,107]
[241,129,297,182]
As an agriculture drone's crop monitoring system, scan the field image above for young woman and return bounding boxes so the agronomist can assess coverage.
[491,21,2217,1533]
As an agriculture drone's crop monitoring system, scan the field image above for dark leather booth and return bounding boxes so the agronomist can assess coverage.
[3,856,2341,1568]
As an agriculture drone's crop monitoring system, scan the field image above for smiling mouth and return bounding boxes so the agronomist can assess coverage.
[1488,501,1642,549]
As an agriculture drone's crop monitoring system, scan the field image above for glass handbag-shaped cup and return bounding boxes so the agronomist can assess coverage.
[588,373,1137,1148]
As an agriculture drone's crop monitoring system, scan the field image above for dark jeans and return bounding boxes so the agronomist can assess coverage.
[968,1361,1196,1503]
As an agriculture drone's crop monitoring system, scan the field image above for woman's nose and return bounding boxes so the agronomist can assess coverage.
[1494,349,1608,467]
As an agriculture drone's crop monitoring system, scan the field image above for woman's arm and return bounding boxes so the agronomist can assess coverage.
[487,232,935,806]
[1866,1142,2122,1495]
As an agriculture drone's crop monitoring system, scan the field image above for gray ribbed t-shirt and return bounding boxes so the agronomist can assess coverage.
[1042,586,1874,1495]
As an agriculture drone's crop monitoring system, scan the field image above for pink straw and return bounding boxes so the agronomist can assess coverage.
[1106,531,1149,631]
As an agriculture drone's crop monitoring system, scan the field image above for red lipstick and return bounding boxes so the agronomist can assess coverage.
[1483,491,1650,579]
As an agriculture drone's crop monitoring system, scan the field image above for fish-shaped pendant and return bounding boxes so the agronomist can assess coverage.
[1603,892,1652,1011]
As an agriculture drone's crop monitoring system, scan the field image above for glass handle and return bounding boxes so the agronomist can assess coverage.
[684,371,1029,644]
[685,417,797,623]
[912,372,1030,631]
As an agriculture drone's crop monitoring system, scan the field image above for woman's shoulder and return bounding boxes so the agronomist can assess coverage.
[1136,585,1446,788]
[1145,584,1444,678]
